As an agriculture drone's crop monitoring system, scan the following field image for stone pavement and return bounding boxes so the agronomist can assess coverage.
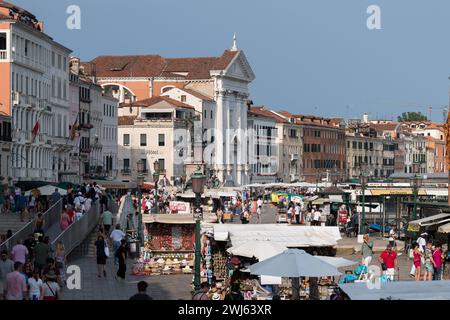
[61,256,193,300]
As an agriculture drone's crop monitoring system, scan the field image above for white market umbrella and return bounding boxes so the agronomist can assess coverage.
[25,185,67,196]
[227,241,287,261]
[249,249,341,277]
[315,256,358,268]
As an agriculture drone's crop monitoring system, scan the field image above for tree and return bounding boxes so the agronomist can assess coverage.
[397,112,428,122]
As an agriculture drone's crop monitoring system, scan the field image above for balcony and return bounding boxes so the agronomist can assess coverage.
[80,147,91,153]
[0,50,6,60]
[121,168,131,175]
[79,123,94,130]
[0,135,12,142]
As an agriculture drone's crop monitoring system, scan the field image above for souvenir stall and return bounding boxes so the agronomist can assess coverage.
[132,215,196,276]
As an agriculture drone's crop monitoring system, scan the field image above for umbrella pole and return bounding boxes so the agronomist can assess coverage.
[291,277,300,300]
[309,277,319,300]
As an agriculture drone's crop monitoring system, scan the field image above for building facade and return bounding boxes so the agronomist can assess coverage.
[84,39,255,186]
[299,116,346,183]
[101,94,118,179]
[247,107,278,184]
[117,96,195,184]
[0,2,72,184]
[0,112,11,181]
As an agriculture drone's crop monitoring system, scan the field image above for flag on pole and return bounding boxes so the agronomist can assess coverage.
[31,120,40,142]
[70,113,79,141]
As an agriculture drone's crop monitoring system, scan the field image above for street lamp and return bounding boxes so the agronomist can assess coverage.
[410,174,423,221]
[359,166,370,235]
[153,160,160,214]
[191,166,205,291]
[136,160,145,248]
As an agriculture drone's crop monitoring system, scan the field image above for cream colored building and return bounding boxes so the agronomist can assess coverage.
[117,96,196,184]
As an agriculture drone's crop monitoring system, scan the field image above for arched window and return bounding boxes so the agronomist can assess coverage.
[161,86,175,94]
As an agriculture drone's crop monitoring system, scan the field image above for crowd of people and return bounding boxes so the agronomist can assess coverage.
[0,237,65,300]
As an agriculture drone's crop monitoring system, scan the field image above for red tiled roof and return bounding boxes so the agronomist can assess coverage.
[369,123,400,131]
[249,107,288,123]
[84,50,239,80]
[120,96,195,110]
[118,116,136,126]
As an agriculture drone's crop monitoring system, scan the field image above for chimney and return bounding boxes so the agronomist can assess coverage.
[37,21,44,32]
[363,113,369,123]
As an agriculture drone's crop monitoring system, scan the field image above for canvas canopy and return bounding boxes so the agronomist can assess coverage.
[213,224,341,248]
[339,280,450,300]
[407,213,450,231]
[227,241,287,261]
[25,185,67,196]
[315,256,358,268]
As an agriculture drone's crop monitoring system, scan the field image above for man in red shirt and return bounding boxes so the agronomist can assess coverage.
[378,244,397,281]
[433,244,443,280]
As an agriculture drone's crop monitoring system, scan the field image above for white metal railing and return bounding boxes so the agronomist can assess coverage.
[0,199,63,253]
[0,50,7,60]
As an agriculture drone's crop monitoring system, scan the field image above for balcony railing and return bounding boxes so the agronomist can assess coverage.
[0,50,7,60]
[121,168,131,175]
[79,123,94,130]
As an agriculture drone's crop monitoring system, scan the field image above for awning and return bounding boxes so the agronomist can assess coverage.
[369,188,427,196]
[339,280,450,300]
[143,213,217,224]
[214,231,229,241]
[329,195,343,203]
[311,198,330,205]
[213,225,341,248]
[438,222,450,233]
[407,213,450,232]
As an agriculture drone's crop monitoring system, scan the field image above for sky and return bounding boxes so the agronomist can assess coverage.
[13,0,450,122]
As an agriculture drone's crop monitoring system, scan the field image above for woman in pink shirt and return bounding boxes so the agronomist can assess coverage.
[59,209,70,232]
[412,244,422,281]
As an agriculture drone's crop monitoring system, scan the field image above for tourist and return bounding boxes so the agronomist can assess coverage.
[6,229,12,239]
[55,242,66,286]
[4,262,27,300]
[23,234,36,264]
[110,224,125,266]
[294,202,301,225]
[313,207,322,226]
[433,243,443,280]
[17,192,28,222]
[22,261,33,283]
[0,250,14,300]
[192,282,209,300]
[75,206,83,221]
[361,234,373,267]
[416,233,427,253]
[102,208,113,235]
[216,207,224,224]
[51,188,61,205]
[115,239,127,281]
[11,240,29,264]
[34,213,45,236]
[256,205,262,224]
[28,270,44,300]
[287,205,293,225]
[66,205,75,225]
[224,283,244,300]
[28,193,37,220]
[129,281,153,300]
[60,209,70,232]
[84,196,92,213]
[412,244,423,281]
[388,226,397,250]
[34,236,50,274]
[95,234,108,278]
[42,271,60,300]
[423,242,434,281]
[378,244,397,281]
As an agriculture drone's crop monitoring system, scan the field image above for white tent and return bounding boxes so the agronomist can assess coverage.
[226,241,287,261]
[25,185,67,196]
[213,224,342,248]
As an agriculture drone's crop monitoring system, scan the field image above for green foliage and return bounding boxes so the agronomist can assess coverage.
[397,112,428,122]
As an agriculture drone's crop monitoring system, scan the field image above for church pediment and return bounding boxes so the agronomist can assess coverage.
[223,51,255,82]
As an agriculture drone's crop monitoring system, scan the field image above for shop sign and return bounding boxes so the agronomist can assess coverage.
[169,201,190,214]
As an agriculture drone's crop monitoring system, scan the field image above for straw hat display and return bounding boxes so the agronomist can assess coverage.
[182,265,192,274]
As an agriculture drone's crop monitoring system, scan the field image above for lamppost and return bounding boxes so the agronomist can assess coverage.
[152,160,160,214]
[136,160,145,249]
[410,174,423,221]
[359,166,370,235]
[191,166,205,291]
